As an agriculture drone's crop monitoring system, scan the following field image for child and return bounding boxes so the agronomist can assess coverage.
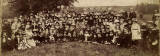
[101,28,106,44]
[25,21,31,31]
[72,30,77,41]
[49,25,55,42]
[96,28,102,43]
[79,29,84,42]
[64,25,69,41]
[113,22,121,44]
[92,30,97,43]
[44,29,50,43]
[84,31,90,42]
[2,32,12,50]
[49,34,55,43]
[67,30,72,41]
[63,31,68,42]
[105,27,110,44]
[2,33,8,43]
[109,31,114,44]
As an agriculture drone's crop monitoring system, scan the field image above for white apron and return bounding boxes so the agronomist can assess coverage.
[131,23,141,40]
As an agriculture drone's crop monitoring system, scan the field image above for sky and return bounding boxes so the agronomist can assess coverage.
[74,0,138,7]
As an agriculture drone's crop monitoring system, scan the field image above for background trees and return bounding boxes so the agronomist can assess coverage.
[136,4,159,14]
[2,0,77,18]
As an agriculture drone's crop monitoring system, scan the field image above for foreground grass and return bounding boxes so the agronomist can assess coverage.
[2,42,157,56]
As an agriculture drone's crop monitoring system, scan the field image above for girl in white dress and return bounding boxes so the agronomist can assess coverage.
[84,31,90,42]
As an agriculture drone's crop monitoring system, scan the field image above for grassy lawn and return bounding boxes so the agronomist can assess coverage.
[2,42,158,56]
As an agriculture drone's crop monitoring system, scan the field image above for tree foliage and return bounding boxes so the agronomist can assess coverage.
[11,0,77,15]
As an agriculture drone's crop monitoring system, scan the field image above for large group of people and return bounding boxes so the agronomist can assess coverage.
[2,8,159,52]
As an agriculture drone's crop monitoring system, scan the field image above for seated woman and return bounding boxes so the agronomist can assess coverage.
[25,27,36,48]
[18,27,36,50]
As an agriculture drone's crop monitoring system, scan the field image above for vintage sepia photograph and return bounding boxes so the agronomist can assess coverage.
[0,0,160,56]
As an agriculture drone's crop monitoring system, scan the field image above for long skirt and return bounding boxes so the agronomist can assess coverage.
[132,30,141,40]
[27,39,36,47]
[18,38,36,50]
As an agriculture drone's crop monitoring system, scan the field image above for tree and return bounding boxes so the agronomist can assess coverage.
[11,0,77,15]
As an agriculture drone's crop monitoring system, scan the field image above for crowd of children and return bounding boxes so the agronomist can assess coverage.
[2,9,159,51]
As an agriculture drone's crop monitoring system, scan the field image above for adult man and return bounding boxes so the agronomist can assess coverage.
[129,11,136,19]
[152,10,159,24]
[129,8,137,19]
[141,22,150,50]
[119,25,131,47]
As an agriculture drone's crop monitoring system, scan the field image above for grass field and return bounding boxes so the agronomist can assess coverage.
[2,42,158,56]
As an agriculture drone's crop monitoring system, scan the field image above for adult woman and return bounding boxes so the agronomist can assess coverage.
[25,27,36,48]
[131,19,141,48]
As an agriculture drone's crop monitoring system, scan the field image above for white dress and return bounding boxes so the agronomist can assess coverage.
[25,30,36,47]
[84,33,90,42]
[131,23,141,40]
